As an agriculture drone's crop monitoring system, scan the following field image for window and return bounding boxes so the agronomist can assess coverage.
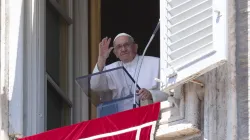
[46,0,72,130]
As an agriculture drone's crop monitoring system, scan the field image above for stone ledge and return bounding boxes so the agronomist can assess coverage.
[156,121,200,140]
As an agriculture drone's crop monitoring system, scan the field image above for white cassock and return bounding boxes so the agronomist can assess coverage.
[91,55,168,112]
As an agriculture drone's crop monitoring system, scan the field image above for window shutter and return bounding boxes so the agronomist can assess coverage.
[160,0,227,90]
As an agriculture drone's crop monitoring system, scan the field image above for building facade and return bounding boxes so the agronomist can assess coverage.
[0,0,249,139]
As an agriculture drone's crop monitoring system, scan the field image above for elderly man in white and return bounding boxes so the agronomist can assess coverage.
[91,33,168,112]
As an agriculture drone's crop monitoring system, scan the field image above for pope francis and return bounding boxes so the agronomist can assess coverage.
[91,33,168,112]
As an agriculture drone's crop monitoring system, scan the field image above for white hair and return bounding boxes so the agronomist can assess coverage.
[113,33,134,43]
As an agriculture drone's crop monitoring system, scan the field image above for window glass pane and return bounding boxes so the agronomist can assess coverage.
[56,0,69,13]
[46,5,60,85]
[47,82,63,130]
[46,4,68,92]
[47,81,70,130]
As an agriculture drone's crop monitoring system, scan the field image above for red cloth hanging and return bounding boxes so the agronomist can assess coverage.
[19,102,160,140]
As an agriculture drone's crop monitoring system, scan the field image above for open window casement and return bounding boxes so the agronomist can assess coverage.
[160,0,227,91]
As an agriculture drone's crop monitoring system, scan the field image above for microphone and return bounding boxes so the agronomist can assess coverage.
[133,20,160,108]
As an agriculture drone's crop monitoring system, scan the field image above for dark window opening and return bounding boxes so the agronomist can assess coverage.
[101,0,160,65]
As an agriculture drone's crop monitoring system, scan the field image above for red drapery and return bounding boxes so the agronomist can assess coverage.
[19,102,160,140]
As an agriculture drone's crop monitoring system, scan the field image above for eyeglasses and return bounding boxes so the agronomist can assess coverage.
[114,42,134,51]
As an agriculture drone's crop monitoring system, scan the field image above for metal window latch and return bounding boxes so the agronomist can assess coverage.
[214,10,222,23]
[214,10,222,17]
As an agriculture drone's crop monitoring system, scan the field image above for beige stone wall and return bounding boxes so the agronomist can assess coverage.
[235,0,249,139]
[192,0,249,139]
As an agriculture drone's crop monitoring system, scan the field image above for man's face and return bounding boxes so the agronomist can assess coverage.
[113,36,138,63]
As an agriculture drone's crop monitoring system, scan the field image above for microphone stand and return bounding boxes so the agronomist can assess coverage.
[133,20,160,109]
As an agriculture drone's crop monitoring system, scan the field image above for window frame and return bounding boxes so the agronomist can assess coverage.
[23,0,90,135]
[48,0,73,25]
[23,0,79,136]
